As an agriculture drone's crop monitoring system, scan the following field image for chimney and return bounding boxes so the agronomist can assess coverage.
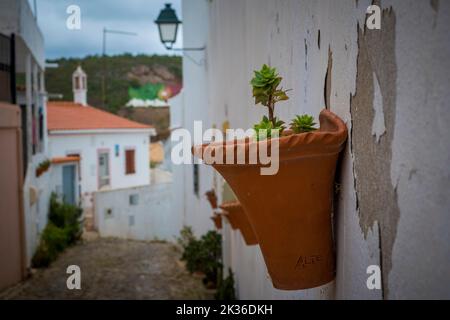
[72,65,87,105]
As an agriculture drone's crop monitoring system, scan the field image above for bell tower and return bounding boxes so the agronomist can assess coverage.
[72,66,87,105]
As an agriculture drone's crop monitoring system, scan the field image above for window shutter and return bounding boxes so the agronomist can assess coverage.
[125,149,135,174]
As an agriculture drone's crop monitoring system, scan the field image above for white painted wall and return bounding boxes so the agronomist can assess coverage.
[169,90,183,132]
[95,183,177,242]
[22,154,50,265]
[48,131,151,196]
[2,0,52,268]
[170,0,216,238]
[0,0,45,69]
[179,0,450,299]
[22,159,80,266]
[384,0,450,299]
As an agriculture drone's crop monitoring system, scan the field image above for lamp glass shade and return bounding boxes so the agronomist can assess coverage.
[158,23,178,44]
[155,3,181,48]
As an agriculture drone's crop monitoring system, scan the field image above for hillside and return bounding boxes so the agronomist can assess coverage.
[45,54,182,113]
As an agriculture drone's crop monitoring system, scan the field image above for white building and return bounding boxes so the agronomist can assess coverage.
[0,0,63,287]
[174,0,450,300]
[47,66,155,229]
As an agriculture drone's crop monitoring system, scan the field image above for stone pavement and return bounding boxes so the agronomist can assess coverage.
[0,235,210,300]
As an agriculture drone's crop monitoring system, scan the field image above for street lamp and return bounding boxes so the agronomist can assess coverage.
[154,3,180,50]
[155,3,205,51]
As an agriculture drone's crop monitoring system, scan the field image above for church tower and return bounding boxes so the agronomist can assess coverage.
[72,66,87,105]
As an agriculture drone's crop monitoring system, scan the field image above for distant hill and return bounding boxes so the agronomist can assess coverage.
[45,54,182,113]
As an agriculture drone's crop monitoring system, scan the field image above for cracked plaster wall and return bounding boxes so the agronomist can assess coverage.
[181,0,450,299]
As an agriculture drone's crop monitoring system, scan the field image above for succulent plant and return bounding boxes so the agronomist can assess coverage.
[250,65,317,140]
[290,114,317,133]
[253,116,285,141]
[250,64,289,125]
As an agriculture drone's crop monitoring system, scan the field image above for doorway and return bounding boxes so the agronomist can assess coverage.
[62,164,76,205]
[98,150,110,189]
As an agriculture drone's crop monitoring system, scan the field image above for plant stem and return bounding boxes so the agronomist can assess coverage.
[268,95,274,124]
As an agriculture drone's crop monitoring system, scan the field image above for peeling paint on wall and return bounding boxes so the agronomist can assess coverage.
[304,39,308,70]
[371,72,386,143]
[430,0,439,13]
[317,29,321,50]
[350,6,399,298]
[324,47,333,110]
[430,0,439,28]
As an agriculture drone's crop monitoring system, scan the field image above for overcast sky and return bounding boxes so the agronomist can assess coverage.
[29,0,183,59]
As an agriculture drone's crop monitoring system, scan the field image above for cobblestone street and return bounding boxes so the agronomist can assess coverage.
[0,235,209,300]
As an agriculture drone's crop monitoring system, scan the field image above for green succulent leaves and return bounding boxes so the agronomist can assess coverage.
[250,64,289,121]
[290,114,317,133]
[250,64,317,140]
[253,116,285,141]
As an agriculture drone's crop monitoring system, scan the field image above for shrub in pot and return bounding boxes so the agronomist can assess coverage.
[193,65,347,290]
[32,193,83,268]
[36,159,51,177]
[215,268,236,300]
[178,227,223,288]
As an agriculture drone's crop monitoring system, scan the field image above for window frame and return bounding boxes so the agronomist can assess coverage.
[97,148,111,189]
[124,147,136,175]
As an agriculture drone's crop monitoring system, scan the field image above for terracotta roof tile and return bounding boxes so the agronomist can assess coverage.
[47,101,152,131]
[51,156,80,164]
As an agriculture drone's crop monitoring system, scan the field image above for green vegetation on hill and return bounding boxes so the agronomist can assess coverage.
[129,83,164,100]
[45,54,182,113]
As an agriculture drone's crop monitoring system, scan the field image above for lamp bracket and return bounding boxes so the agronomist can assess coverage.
[164,45,206,51]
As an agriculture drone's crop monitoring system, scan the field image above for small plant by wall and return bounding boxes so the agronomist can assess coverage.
[177,226,223,289]
[32,193,83,268]
[215,268,236,300]
[250,64,318,139]
[35,159,51,177]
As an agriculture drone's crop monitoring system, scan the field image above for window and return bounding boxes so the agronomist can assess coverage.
[32,104,36,155]
[19,104,28,175]
[39,108,44,143]
[129,215,135,226]
[193,163,199,196]
[129,194,139,205]
[98,151,110,188]
[105,208,113,218]
[74,76,80,90]
[67,152,81,180]
[125,149,136,175]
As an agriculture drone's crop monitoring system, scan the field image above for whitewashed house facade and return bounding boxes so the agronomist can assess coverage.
[0,0,75,286]
[47,67,155,229]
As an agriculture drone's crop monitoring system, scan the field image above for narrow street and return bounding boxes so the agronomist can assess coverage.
[0,235,210,300]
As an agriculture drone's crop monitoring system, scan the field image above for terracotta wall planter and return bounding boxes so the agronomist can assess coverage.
[193,110,347,290]
[220,201,258,246]
[36,167,45,177]
[222,210,238,230]
[35,165,50,177]
[205,190,218,209]
[210,212,222,230]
